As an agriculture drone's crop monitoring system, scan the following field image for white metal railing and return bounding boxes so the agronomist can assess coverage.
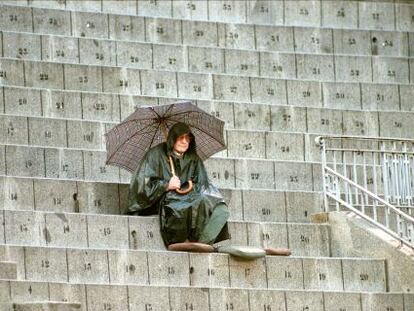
[317,135,414,249]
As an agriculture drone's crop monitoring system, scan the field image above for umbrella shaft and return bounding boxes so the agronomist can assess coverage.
[168,155,176,176]
[159,122,177,177]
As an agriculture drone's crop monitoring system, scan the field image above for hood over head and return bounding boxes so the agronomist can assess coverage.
[166,122,197,155]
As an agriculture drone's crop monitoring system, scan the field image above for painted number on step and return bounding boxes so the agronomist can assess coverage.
[20,224,28,232]
[84,263,92,271]
[167,266,175,275]
[262,208,271,215]
[337,8,345,18]
[290,176,299,183]
[125,264,136,273]
[122,24,132,32]
[41,260,50,268]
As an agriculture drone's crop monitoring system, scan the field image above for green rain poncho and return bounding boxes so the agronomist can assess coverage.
[128,123,230,246]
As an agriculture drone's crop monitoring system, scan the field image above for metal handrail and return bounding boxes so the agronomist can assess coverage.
[316,135,414,144]
[325,148,414,156]
[325,166,414,221]
[317,136,414,249]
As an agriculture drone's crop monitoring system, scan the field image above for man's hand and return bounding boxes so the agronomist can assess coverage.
[167,176,181,191]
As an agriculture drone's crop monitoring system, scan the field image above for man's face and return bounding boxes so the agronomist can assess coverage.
[173,133,191,154]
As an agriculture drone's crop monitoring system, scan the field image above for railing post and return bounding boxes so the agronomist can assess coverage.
[333,148,340,211]
[352,151,359,207]
[402,142,410,205]
[381,141,390,203]
[372,151,378,222]
[343,151,351,206]
[317,136,329,212]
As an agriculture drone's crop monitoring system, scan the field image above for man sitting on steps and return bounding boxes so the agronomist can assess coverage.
[127,122,230,251]
[127,122,291,257]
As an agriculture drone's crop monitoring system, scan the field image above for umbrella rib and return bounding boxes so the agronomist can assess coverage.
[166,110,225,131]
[167,111,223,136]
[163,103,176,117]
[105,120,159,164]
[163,108,200,118]
[146,122,164,154]
[107,103,225,170]
[106,107,176,166]
[167,116,225,146]
[150,103,175,120]
[150,108,162,119]
[107,115,159,133]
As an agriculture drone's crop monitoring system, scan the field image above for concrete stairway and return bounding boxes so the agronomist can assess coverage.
[13,302,81,311]
[1,0,414,310]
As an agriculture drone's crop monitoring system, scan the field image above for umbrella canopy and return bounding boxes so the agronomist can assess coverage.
[105,101,226,172]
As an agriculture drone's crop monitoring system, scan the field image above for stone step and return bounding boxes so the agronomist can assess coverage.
[2,85,412,126]
[0,58,412,104]
[0,30,412,84]
[0,210,331,257]
[0,114,328,156]
[12,302,81,311]
[2,87,412,147]
[0,1,410,35]
[0,261,17,280]
[0,248,387,291]
[0,142,391,195]
[1,114,409,187]
[0,143,324,191]
[1,280,412,311]
[0,113,405,158]
[0,140,393,194]
[0,176,324,222]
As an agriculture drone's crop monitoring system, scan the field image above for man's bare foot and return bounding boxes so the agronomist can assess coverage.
[168,242,214,253]
[264,247,291,256]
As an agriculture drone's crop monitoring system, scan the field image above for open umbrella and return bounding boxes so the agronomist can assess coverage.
[105,101,226,193]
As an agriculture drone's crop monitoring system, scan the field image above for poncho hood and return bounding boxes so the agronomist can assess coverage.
[166,122,197,156]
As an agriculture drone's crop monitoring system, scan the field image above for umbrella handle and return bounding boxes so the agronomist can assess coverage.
[176,180,193,195]
[168,155,193,195]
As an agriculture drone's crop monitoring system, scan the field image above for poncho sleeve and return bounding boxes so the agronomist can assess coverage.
[127,147,169,215]
[192,157,210,192]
